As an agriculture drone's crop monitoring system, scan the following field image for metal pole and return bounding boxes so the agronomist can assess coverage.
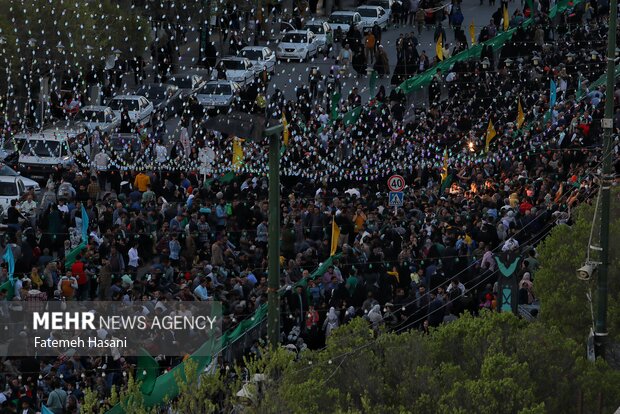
[595,1,616,360]
[267,132,281,348]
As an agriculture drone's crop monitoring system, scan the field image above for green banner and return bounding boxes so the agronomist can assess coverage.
[64,242,87,269]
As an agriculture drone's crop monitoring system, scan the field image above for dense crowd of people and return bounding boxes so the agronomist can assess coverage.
[0,1,619,413]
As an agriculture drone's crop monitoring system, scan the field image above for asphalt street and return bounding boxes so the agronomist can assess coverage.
[162,0,501,140]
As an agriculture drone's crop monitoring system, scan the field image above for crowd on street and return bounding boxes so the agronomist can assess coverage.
[0,1,619,413]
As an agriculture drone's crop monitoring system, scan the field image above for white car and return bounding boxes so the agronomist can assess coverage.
[303,20,332,53]
[0,176,27,219]
[240,46,277,75]
[367,0,393,21]
[276,30,320,62]
[73,106,120,133]
[195,81,242,114]
[327,11,362,32]
[108,95,154,125]
[356,6,389,29]
[217,57,256,88]
[0,164,40,193]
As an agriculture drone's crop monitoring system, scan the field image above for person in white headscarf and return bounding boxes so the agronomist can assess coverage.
[518,272,535,305]
[323,307,340,338]
[367,304,383,333]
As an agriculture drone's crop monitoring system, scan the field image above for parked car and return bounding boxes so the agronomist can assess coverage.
[0,164,41,193]
[276,30,320,62]
[108,95,154,126]
[167,70,209,98]
[195,80,242,115]
[216,57,257,88]
[73,105,120,133]
[167,69,209,114]
[356,5,389,29]
[367,0,393,21]
[134,83,183,117]
[104,133,146,165]
[303,20,332,54]
[240,46,277,75]
[0,176,27,219]
[327,11,362,32]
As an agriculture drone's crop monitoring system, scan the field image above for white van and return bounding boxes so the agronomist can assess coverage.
[16,127,87,180]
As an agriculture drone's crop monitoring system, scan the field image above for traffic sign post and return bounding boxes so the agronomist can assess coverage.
[389,191,404,214]
[387,174,405,192]
[387,175,405,214]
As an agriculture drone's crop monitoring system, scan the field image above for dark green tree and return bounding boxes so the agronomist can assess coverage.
[535,188,620,345]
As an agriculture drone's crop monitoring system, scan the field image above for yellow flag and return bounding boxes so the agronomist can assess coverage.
[232,137,244,169]
[435,33,443,61]
[485,120,497,152]
[440,148,448,183]
[330,216,340,256]
[503,6,510,30]
[517,98,525,129]
[469,20,476,45]
[282,112,289,146]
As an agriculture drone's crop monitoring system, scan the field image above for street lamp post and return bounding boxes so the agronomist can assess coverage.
[264,122,283,348]
[203,112,283,348]
[594,0,617,360]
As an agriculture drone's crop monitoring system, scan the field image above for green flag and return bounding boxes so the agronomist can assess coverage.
[64,242,87,269]
[330,92,341,120]
[576,75,583,100]
[369,69,377,98]
[557,0,569,11]
[136,348,160,395]
[342,106,363,127]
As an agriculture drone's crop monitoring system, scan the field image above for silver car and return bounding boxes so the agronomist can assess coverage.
[195,81,242,115]
[240,46,277,75]
[73,106,120,133]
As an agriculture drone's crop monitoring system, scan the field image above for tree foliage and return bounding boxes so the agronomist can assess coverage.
[0,0,149,80]
[536,188,620,344]
[249,314,620,414]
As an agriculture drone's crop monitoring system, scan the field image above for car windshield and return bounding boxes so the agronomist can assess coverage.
[136,86,168,100]
[0,182,17,196]
[221,60,247,70]
[22,140,61,157]
[305,24,325,34]
[358,9,377,17]
[281,34,308,43]
[241,50,264,60]
[109,99,139,111]
[329,15,353,23]
[0,165,18,176]
[200,84,232,95]
[75,110,106,123]
[168,76,195,89]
